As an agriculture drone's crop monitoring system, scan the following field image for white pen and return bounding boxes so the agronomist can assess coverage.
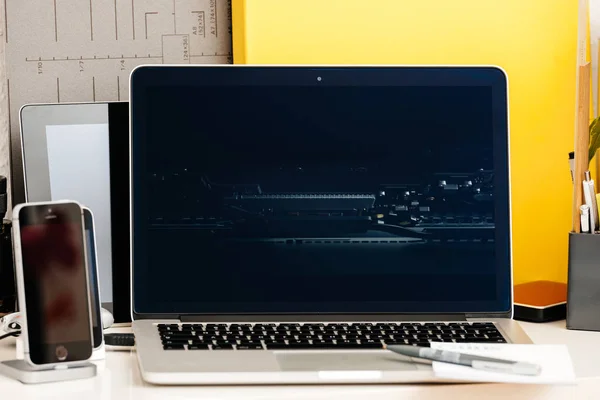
[384,344,542,376]
[588,176,598,227]
[583,172,596,233]
[581,204,590,233]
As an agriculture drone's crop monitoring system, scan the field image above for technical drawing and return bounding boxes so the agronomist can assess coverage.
[3,0,232,137]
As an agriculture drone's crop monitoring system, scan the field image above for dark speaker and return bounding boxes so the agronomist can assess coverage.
[0,176,16,315]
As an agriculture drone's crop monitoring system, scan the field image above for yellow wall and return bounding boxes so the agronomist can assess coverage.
[232,0,580,284]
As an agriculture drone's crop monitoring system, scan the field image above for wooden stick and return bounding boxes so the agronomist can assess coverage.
[573,62,591,232]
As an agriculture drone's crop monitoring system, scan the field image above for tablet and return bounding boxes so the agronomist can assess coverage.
[18,102,130,322]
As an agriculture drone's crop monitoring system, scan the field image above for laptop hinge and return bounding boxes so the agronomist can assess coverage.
[179,314,469,323]
[466,311,512,320]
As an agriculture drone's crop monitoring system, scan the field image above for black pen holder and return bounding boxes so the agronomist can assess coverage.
[566,232,600,331]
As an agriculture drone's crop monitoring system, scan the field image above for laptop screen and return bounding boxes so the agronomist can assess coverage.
[131,66,511,316]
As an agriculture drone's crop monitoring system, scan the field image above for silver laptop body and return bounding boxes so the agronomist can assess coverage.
[129,65,532,385]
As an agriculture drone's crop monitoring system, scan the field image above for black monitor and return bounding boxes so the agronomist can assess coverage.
[130,65,511,318]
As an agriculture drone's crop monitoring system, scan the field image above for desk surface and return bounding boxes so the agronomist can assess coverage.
[1,320,599,399]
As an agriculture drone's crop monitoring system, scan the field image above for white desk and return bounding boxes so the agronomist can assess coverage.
[1,320,599,399]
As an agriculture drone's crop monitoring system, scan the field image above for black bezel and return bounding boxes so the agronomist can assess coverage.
[107,103,132,323]
[130,65,512,319]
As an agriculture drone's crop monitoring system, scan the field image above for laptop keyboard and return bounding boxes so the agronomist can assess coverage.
[158,322,507,350]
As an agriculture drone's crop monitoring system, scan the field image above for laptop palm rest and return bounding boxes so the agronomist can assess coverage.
[275,352,419,371]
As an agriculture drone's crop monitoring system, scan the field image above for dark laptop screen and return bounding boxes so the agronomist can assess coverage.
[131,66,511,316]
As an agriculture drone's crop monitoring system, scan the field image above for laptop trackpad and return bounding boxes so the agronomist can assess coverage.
[275,351,419,371]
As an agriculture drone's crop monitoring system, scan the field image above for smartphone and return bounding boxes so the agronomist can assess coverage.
[82,207,104,350]
[12,200,93,367]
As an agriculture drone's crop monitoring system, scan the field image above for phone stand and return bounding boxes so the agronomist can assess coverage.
[91,344,105,361]
[0,359,96,384]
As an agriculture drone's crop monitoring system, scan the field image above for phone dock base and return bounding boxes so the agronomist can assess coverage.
[0,359,96,384]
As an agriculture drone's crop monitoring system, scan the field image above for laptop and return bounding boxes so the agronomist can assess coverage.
[129,65,532,385]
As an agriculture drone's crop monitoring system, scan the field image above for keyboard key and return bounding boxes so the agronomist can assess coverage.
[163,344,185,350]
[384,340,408,345]
[205,324,227,330]
[188,344,210,350]
[367,334,386,340]
[158,326,179,333]
[351,323,372,330]
[319,334,338,340]
[335,340,363,348]
[288,343,313,349]
[361,339,383,348]
[311,340,336,347]
[212,344,233,350]
[277,325,299,331]
[160,333,193,339]
[249,334,269,341]
[229,324,250,329]
[264,340,286,346]
[237,344,263,350]
[162,340,190,346]
[265,343,289,349]
[486,334,504,340]
[343,334,361,340]
[238,340,263,346]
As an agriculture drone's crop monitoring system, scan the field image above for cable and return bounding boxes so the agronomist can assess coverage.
[0,331,20,341]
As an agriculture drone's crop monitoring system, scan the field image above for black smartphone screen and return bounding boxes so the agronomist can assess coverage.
[83,208,103,348]
[19,202,92,364]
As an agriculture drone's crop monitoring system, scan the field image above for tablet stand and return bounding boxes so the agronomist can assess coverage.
[0,359,96,384]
